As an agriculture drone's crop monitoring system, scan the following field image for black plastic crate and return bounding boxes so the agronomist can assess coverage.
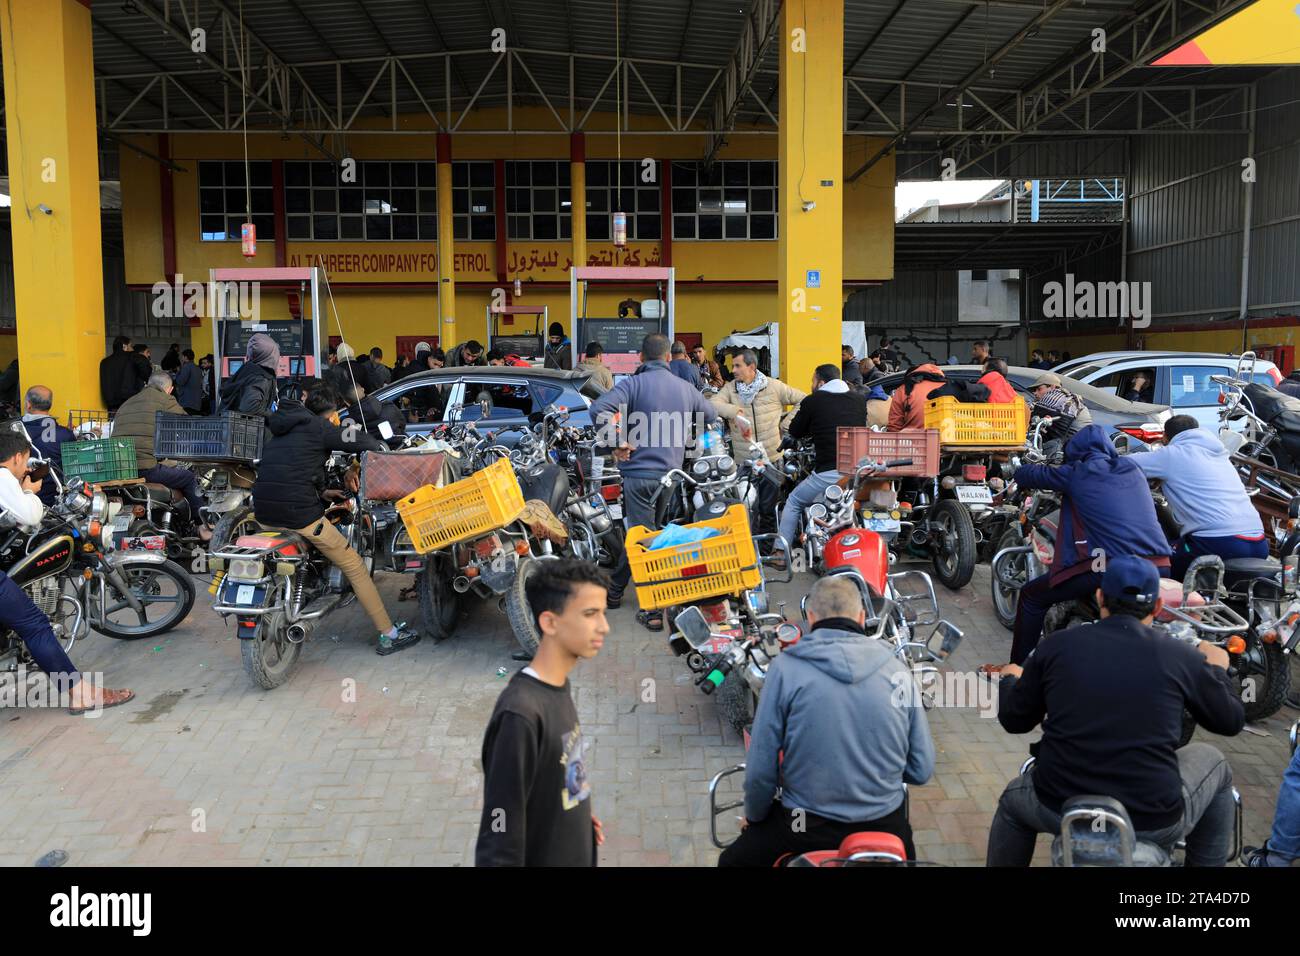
[154,411,264,463]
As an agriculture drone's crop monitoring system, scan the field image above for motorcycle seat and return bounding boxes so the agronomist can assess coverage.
[1050,795,1172,867]
[1222,556,1280,590]
[782,832,908,867]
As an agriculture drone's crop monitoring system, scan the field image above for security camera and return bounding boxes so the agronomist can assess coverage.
[36,204,53,215]
[801,200,816,212]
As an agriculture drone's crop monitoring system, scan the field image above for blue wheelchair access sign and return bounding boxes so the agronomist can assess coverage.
[806,270,821,288]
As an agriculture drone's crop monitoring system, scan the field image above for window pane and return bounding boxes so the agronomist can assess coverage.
[532,162,555,186]
[308,161,333,186]
[698,215,722,239]
[586,161,608,187]
[312,215,338,239]
[200,189,225,214]
[637,214,661,240]
[418,215,438,240]
[227,215,247,237]
[637,189,660,212]
[750,161,775,187]
[586,189,608,212]
[366,215,392,240]
[364,196,390,215]
[224,188,244,213]
[508,215,530,239]
[533,190,556,213]
[673,215,695,239]
[558,163,570,186]
[513,163,531,187]
[469,162,493,187]
[724,215,747,239]
[453,217,469,240]
[1170,367,1216,407]
[672,161,697,186]
[225,161,247,186]
[253,214,274,240]
[391,162,416,187]
[392,215,418,240]
[452,163,469,187]
[701,164,723,187]
[507,188,529,213]
[339,188,363,214]
[363,162,389,187]
[312,188,336,213]
[391,188,416,214]
[470,189,493,213]
[533,214,557,240]
[452,190,468,214]
[559,215,571,239]
[418,189,439,214]
[750,215,775,239]
[724,162,748,186]
[750,188,774,212]
[417,161,438,187]
[286,215,310,240]
[672,188,695,213]
[471,215,495,240]
[251,189,274,214]
[201,215,227,240]
[250,162,272,187]
[340,215,363,239]
[199,162,223,187]
[587,213,609,241]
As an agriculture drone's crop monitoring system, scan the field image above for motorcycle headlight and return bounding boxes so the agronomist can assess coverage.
[91,491,109,522]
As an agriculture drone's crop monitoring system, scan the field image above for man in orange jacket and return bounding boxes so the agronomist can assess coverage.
[887,364,946,431]
[978,357,1018,404]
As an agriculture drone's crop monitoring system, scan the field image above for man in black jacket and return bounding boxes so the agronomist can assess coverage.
[775,364,867,566]
[987,556,1245,866]
[340,382,406,448]
[251,383,420,656]
[840,346,864,389]
[99,335,149,413]
[219,332,280,419]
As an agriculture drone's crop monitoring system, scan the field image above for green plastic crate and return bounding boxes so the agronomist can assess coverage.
[61,438,137,484]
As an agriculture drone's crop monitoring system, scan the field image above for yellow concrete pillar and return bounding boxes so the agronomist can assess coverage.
[1,0,106,419]
[436,132,456,349]
[570,133,587,272]
[778,0,843,391]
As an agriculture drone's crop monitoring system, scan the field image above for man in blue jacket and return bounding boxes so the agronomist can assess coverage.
[20,385,74,506]
[1130,415,1267,579]
[1004,424,1171,666]
[719,575,934,866]
[589,333,718,630]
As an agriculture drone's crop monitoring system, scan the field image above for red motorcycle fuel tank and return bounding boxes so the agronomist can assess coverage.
[823,528,888,596]
[7,534,76,587]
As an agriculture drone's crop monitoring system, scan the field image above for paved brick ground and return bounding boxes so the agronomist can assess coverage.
[0,561,1294,867]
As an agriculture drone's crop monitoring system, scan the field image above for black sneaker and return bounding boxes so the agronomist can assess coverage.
[606,592,623,610]
[377,623,422,656]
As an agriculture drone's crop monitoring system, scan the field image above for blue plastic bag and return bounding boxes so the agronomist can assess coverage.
[648,523,722,551]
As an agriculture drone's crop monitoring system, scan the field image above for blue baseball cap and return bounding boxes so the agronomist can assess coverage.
[1101,555,1160,604]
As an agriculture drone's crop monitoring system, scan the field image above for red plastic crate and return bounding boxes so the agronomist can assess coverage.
[836,428,940,477]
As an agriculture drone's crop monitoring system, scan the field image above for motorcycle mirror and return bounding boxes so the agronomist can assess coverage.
[928,620,964,660]
[673,606,714,650]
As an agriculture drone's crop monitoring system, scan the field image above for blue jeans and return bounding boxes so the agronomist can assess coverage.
[1171,532,1270,580]
[1265,745,1300,861]
[778,470,840,554]
[142,463,204,520]
[0,569,79,687]
[610,475,666,600]
[987,743,1237,866]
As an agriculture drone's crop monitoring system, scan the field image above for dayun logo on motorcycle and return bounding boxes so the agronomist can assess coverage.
[49,886,151,937]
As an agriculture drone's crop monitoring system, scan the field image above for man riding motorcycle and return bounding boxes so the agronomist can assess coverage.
[988,557,1244,866]
[1130,414,1268,579]
[1001,424,1171,667]
[718,576,934,866]
[251,382,420,656]
[1028,372,1091,443]
[775,364,867,569]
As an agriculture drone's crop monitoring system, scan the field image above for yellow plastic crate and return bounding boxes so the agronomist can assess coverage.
[924,395,1029,447]
[395,457,525,554]
[625,504,761,611]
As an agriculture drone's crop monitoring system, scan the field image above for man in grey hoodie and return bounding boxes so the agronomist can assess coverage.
[1130,414,1267,579]
[588,333,719,630]
[718,576,935,866]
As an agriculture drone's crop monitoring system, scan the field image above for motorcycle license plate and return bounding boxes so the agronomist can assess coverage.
[608,503,623,521]
[221,580,264,607]
[955,485,993,505]
[119,535,167,552]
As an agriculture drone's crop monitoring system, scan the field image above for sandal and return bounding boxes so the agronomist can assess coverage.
[68,687,135,716]
[636,610,664,632]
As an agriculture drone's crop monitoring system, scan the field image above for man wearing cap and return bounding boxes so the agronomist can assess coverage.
[988,555,1245,866]
[1028,371,1091,443]
[1002,423,1171,666]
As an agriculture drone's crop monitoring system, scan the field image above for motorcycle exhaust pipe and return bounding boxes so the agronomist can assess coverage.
[453,576,472,594]
[286,622,311,644]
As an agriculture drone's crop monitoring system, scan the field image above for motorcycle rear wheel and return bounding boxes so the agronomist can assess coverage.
[991,527,1027,631]
[240,612,302,690]
[418,552,461,640]
[930,498,977,591]
[1238,640,1290,722]
[505,556,544,655]
[211,506,259,552]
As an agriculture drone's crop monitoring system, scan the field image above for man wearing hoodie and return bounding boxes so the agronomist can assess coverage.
[252,383,420,656]
[775,364,867,566]
[978,357,1018,404]
[589,333,719,630]
[219,332,280,419]
[1002,424,1172,667]
[544,322,573,371]
[718,575,934,866]
[887,363,946,431]
[1131,415,1267,578]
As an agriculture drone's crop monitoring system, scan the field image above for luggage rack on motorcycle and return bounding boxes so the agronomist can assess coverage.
[1161,555,1252,637]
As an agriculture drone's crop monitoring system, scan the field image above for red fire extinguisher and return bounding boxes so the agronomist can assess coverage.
[241,222,257,258]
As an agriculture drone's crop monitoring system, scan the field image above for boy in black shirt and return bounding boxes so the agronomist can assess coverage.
[987,556,1244,866]
[476,560,611,866]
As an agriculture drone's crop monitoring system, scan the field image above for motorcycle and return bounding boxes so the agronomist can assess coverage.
[1213,353,1300,473]
[0,463,196,669]
[209,451,365,689]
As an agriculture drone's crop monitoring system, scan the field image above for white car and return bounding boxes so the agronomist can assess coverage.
[1052,351,1283,431]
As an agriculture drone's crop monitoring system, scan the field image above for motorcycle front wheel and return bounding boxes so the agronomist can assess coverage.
[716,671,757,735]
[1237,640,1291,722]
[94,559,196,639]
[241,611,303,690]
[991,527,1028,631]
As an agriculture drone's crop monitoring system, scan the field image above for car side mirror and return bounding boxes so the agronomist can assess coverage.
[674,606,714,650]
